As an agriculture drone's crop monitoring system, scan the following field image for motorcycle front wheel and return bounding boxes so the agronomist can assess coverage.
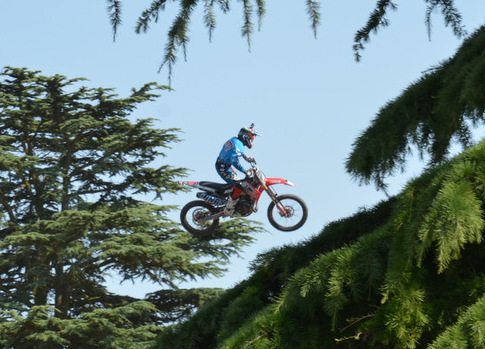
[180,200,219,236]
[267,194,308,231]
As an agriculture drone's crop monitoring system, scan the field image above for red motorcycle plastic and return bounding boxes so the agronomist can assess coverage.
[178,160,308,236]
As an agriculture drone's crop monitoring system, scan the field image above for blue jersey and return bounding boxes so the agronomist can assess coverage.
[218,137,246,173]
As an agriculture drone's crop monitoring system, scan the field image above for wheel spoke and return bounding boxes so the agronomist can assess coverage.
[181,201,219,236]
[267,194,307,232]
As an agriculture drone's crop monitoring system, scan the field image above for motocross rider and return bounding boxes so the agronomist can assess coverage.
[216,125,259,216]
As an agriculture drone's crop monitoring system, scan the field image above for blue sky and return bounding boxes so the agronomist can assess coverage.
[2,1,485,297]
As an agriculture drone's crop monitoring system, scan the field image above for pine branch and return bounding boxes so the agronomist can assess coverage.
[159,0,197,84]
[203,0,216,42]
[306,0,321,38]
[106,0,123,41]
[424,0,466,40]
[135,0,169,34]
[241,0,254,50]
[353,0,397,61]
[216,0,230,13]
[347,26,485,189]
[255,0,266,30]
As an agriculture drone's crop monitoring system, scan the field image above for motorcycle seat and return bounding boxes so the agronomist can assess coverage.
[199,181,234,191]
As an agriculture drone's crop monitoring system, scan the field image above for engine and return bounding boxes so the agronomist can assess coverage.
[235,195,254,216]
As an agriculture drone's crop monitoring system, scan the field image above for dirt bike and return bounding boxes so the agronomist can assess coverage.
[178,160,308,237]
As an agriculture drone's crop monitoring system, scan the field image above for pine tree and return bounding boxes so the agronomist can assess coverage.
[0,67,260,348]
[346,25,485,190]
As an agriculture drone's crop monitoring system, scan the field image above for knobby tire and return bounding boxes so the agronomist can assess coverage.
[180,200,219,237]
[267,194,308,231]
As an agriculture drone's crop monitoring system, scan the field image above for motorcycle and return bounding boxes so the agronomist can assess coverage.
[178,160,308,236]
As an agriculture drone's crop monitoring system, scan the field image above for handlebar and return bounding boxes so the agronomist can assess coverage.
[243,154,257,165]
[244,156,258,178]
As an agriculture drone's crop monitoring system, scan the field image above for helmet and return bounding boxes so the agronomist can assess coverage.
[238,124,259,149]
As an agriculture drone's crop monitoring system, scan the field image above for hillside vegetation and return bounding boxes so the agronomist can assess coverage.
[153,25,485,349]
[154,138,485,348]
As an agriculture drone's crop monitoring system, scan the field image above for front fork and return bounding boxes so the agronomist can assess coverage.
[264,185,289,216]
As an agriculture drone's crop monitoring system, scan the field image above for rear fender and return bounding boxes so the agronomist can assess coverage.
[178,181,201,188]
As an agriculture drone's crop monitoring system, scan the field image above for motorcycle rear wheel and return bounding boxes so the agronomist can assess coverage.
[267,194,308,231]
[180,200,220,236]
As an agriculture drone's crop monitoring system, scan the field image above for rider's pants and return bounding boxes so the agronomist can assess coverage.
[216,159,243,199]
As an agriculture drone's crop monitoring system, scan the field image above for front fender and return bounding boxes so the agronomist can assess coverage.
[265,178,295,187]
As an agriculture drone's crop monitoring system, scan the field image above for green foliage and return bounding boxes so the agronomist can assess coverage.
[132,0,270,83]
[152,21,485,349]
[217,285,267,340]
[346,25,485,190]
[354,0,465,61]
[0,67,260,347]
[419,164,484,272]
[155,136,485,348]
[429,294,485,349]
[353,0,399,61]
[218,305,280,349]
[103,1,471,82]
[0,302,161,349]
[153,200,394,348]
[146,288,225,323]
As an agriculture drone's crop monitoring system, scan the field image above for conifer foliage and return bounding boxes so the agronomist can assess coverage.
[105,0,466,82]
[107,0,321,81]
[346,25,485,190]
[154,25,485,349]
[0,67,258,348]
[154,140,485,349]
